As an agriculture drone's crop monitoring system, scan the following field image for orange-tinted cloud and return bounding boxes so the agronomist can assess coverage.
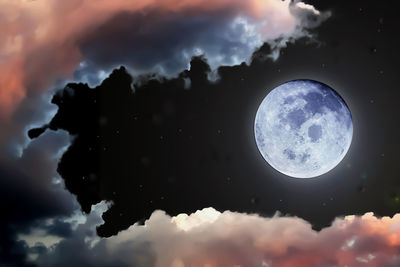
[0,57,25,117]
[0,0,329,119]
[33,207,400,267]
[109,209,400,267]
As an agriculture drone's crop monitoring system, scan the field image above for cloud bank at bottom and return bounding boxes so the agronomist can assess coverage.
[31,204,400,267]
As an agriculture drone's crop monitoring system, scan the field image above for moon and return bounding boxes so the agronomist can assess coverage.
[254,80,353,178]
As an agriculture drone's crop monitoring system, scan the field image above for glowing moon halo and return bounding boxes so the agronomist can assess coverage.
[254,80,353,178]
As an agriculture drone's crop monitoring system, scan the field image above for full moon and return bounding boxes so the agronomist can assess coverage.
[254,80,353,178]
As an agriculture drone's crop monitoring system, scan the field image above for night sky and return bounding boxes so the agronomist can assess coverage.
[1,0,400,266]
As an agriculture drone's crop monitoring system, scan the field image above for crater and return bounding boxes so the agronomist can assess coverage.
[286,109,307,129]
[301,153,310,163]
[323,91,343,112]
[303,90,343,114]
[308,124,322,142]
[283,149,296,160]
[283,96,295,104]
[303,92,324,114]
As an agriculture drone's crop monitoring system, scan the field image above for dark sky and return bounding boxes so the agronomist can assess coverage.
[2,0,400,266]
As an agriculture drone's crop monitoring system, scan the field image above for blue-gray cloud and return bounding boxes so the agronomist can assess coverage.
[78,1,330,78]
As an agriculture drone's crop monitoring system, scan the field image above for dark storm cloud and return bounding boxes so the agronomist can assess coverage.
[0,130,76,266]
[43,219,73,238]
[1,131,74,220]
[79,9,235,75]
[79,2,330,77]
[0,91,56,156]
[34,203,153,267]
[0,0,328,118]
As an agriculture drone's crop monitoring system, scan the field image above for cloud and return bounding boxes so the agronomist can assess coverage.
[0,130,75,219]
[32,207,400,267]
[0,0,329,118]
[0,130,77,266]
[79,0,330,77]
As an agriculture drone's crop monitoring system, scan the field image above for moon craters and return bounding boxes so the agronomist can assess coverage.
[308,124,322,142]
[254,79,353,178]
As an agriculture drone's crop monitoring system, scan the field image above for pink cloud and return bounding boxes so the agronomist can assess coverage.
[0,0,329,119]
[34,207,400,266]
[104,208,400,267]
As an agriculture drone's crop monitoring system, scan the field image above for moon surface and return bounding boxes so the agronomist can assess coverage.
[254,80,353,178]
